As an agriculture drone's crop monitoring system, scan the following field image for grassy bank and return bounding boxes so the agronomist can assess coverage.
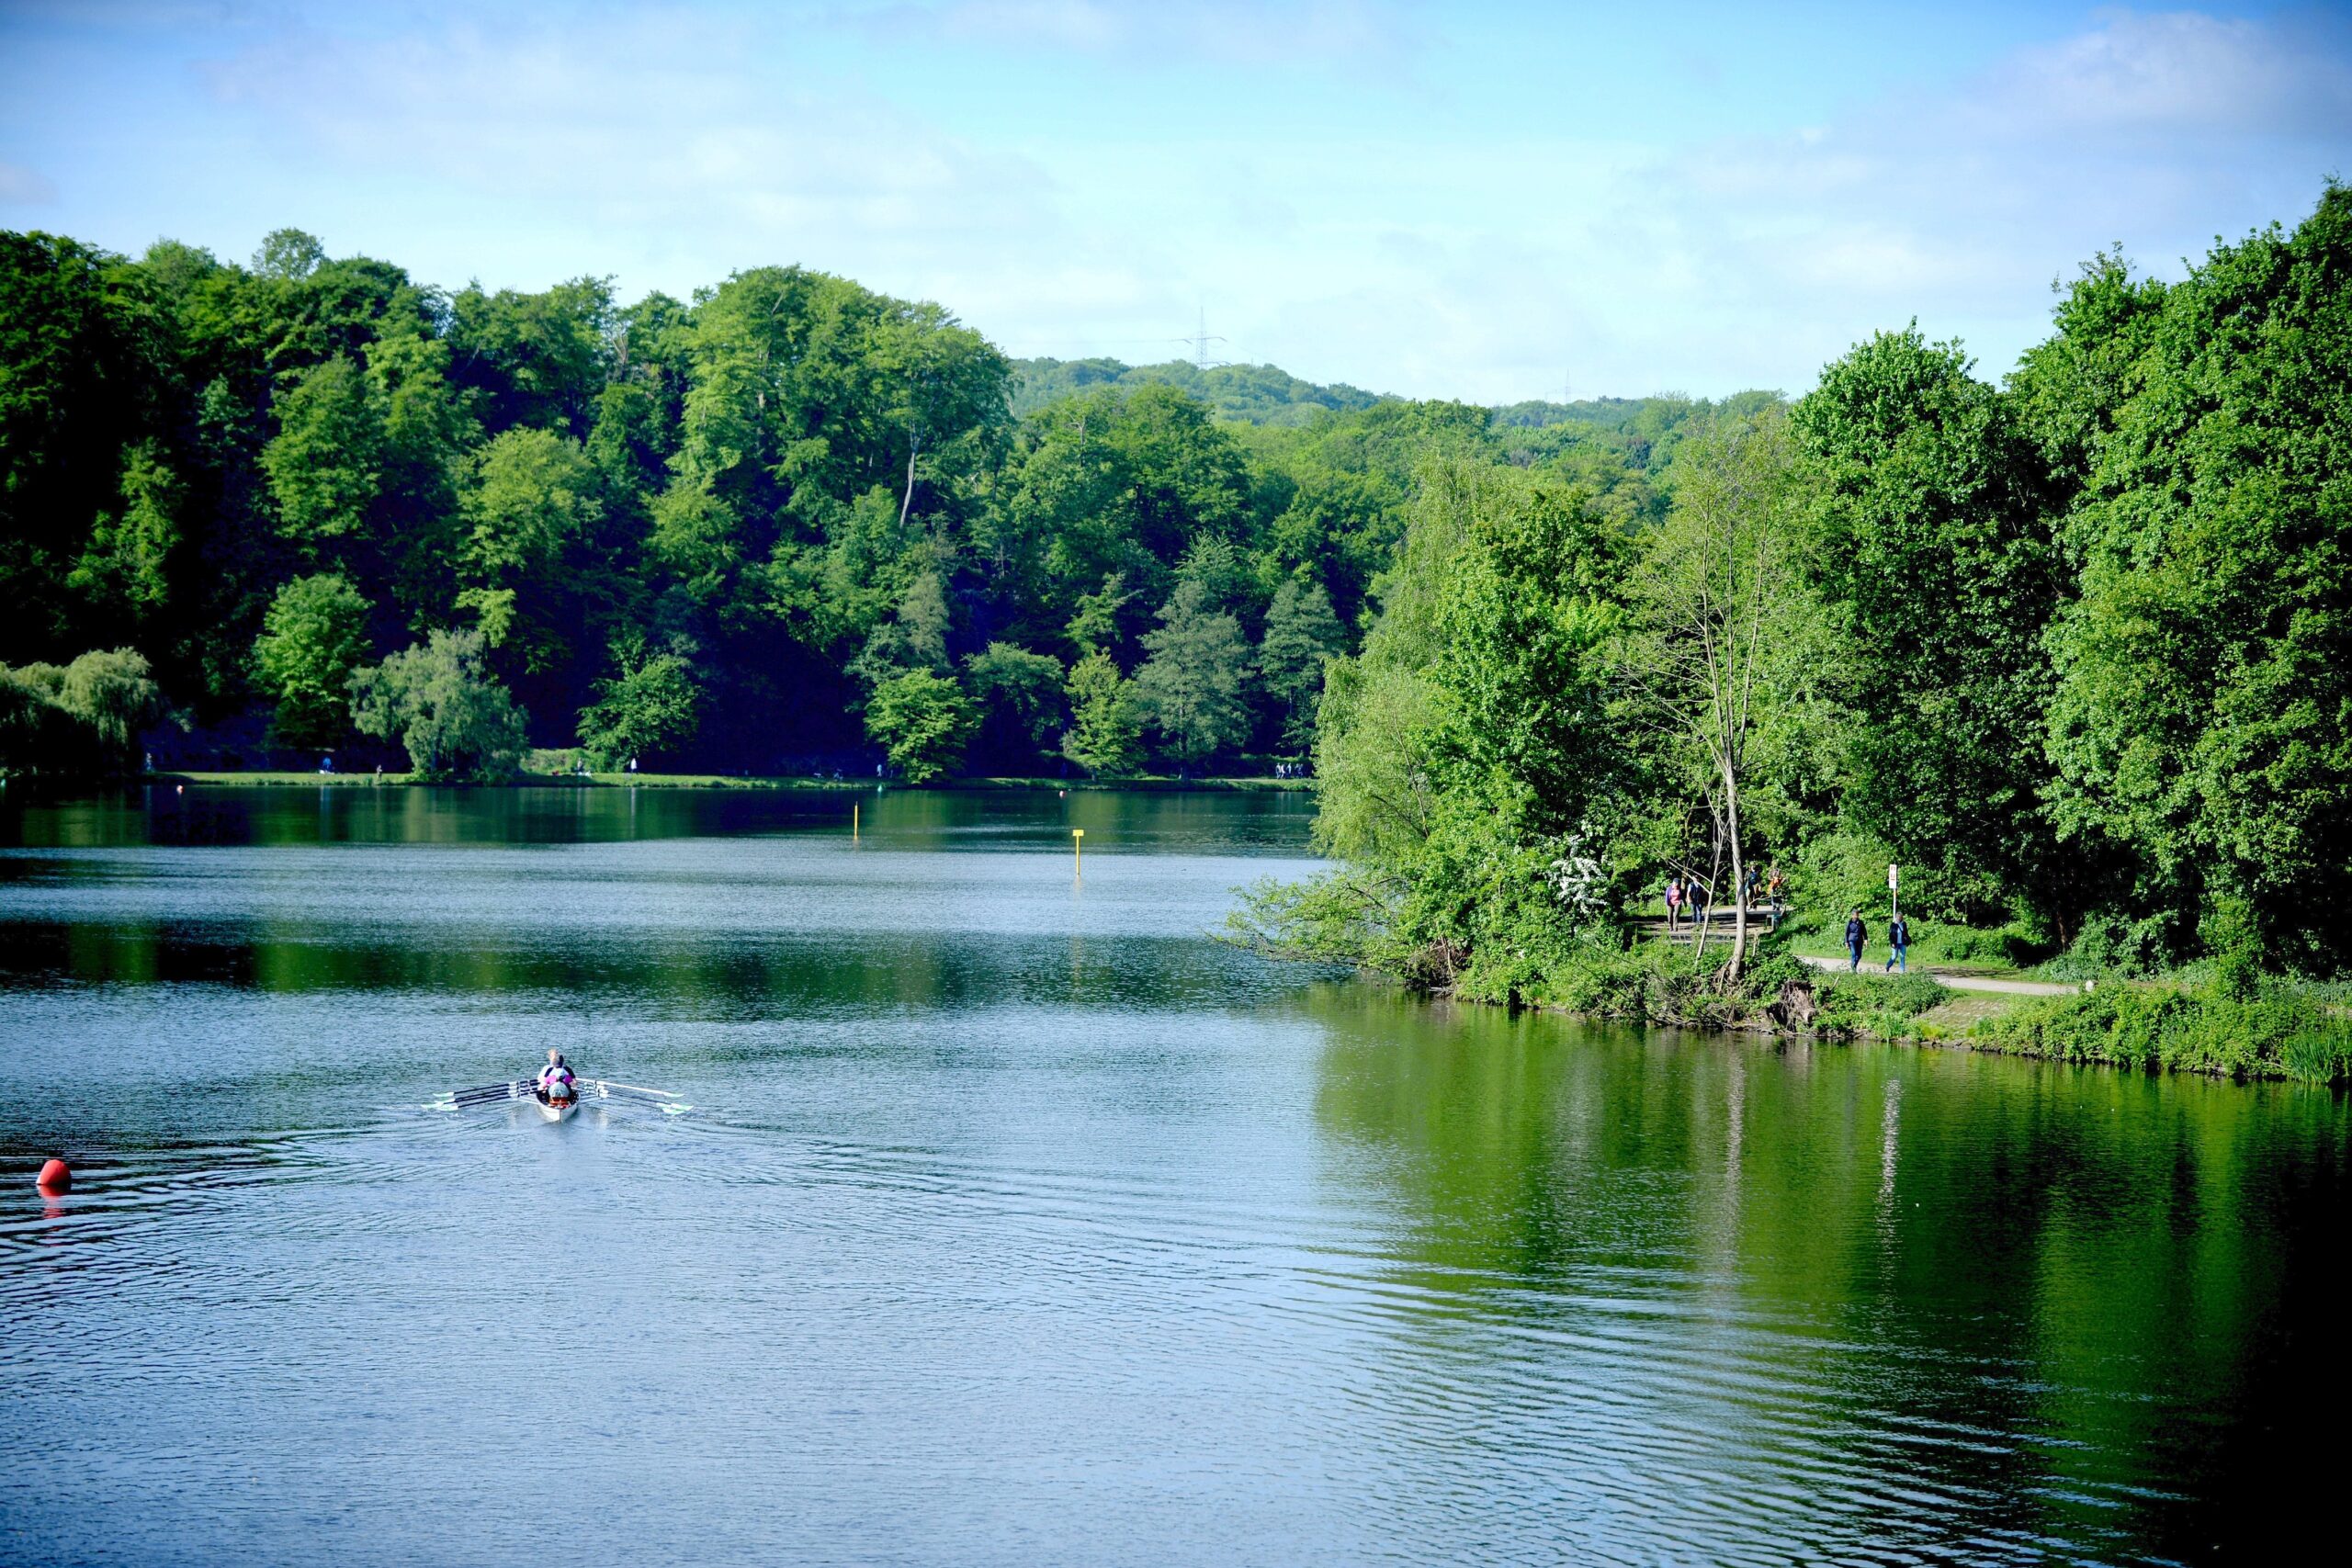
[1329,922,2352,1085]
[1963,982,2352,1080]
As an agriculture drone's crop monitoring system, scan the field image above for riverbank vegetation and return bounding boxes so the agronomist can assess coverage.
[1234,185,2352,1080]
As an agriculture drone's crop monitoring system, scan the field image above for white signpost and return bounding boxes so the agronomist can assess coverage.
[1888,863,1900,920]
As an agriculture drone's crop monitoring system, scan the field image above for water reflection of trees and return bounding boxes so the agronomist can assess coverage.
[2,784,1315,852]
[1302,986,2351,1560]
[0,918,1257,1026]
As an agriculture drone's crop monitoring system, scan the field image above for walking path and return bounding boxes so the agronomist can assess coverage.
[1636,908,2079,998]
[1792,954,2076,998]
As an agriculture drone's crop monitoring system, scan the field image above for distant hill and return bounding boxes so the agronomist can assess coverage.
[1012,356,1732,444]
[1011,357,1385,427]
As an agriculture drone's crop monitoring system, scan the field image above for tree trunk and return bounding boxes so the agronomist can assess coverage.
[1691,811,1725,965]
[897,434,922,533]
[1723,759,1747,982]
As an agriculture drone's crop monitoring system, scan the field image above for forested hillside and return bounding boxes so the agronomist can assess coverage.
[1010,356,1384,425]
[0,231,1737,782]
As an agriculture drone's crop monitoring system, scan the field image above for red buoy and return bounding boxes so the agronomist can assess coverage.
[36,1158,70,1194]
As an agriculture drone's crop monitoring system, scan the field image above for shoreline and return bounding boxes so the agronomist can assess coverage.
[1436,978,2347,1088]
[101,773,1316,793]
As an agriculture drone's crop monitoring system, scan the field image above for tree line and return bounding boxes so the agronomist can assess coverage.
[1261,185,2351,981]
[0,226,1724,783]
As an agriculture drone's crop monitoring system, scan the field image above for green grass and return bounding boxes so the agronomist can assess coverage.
[1970,980,2352,1082]
[165,770,415,786]
[1776,912,2044,976]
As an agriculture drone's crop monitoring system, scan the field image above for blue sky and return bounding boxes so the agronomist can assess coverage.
[4,1,2348,400]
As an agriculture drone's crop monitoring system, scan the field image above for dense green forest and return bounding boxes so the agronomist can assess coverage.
[1245,183,2352,1007]
[0,229,1731,783]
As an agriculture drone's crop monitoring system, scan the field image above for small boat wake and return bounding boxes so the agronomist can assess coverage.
[424,1078,692,1121]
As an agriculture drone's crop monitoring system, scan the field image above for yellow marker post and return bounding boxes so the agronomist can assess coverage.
[1072,828,1084,879]
[853,802,859,841]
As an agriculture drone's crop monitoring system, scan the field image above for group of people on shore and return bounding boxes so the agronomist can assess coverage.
[1661,864,1785,932]
[1658,866,1912,975]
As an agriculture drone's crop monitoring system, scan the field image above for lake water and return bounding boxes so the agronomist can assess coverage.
[1,785,2343,1565]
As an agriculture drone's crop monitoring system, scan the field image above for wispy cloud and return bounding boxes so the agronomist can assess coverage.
[192,7,1067,288]
[823,0,1426,69]
[0,160,60,204]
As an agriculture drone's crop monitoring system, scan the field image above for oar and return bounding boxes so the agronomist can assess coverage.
[428,1080,529,1110]
[590,1080,693,1114]
[592,1080,679,1100]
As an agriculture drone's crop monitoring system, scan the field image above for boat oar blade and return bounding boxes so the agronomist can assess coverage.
[584,1080,692,1114]
[591,1080,681,1102]
[446,1080,527,1108]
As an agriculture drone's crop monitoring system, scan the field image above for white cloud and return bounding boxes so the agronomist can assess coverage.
[0,160,60,204]
[826,0,1425,69]
[1987,7,2352,138]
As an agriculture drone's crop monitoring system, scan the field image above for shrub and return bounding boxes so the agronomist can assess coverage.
[1979,981,2352,1082]
[349,628,528,783]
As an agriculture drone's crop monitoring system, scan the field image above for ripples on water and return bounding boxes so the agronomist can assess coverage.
[1,787,2345,1566]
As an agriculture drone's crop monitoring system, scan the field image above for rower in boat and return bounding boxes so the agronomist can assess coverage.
[429,1064,690,1120]
[536,1049,581,1121]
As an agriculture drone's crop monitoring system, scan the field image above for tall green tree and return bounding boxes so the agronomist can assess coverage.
[1133,577,1253,765]
[69,439,183,628]
[577,637,700,769]
[980,385,1252,651]
[456,425,600,672]
[1060,650,1144,776]
[865,668,977,783]
[1790,327,2058,922]
[2041,186,2352,967]
[253,572,371,749]
[262,354,384,560]
[0,231,174,655]
[1257,577,1344,753]
[965,641,1066,765]
[1619,410,1804,978]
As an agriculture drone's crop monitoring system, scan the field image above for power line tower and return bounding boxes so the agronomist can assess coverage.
[1176,306,1227,370]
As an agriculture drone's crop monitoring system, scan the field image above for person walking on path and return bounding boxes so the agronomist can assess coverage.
[1741,863,1760,913]
[1664,876,1684,933]
[1765,866,1786,929]
[1885,914,1911,974]
[1845,909,1866,972]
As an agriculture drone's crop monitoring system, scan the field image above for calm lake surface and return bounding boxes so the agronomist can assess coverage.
[2,786,2344,1565]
